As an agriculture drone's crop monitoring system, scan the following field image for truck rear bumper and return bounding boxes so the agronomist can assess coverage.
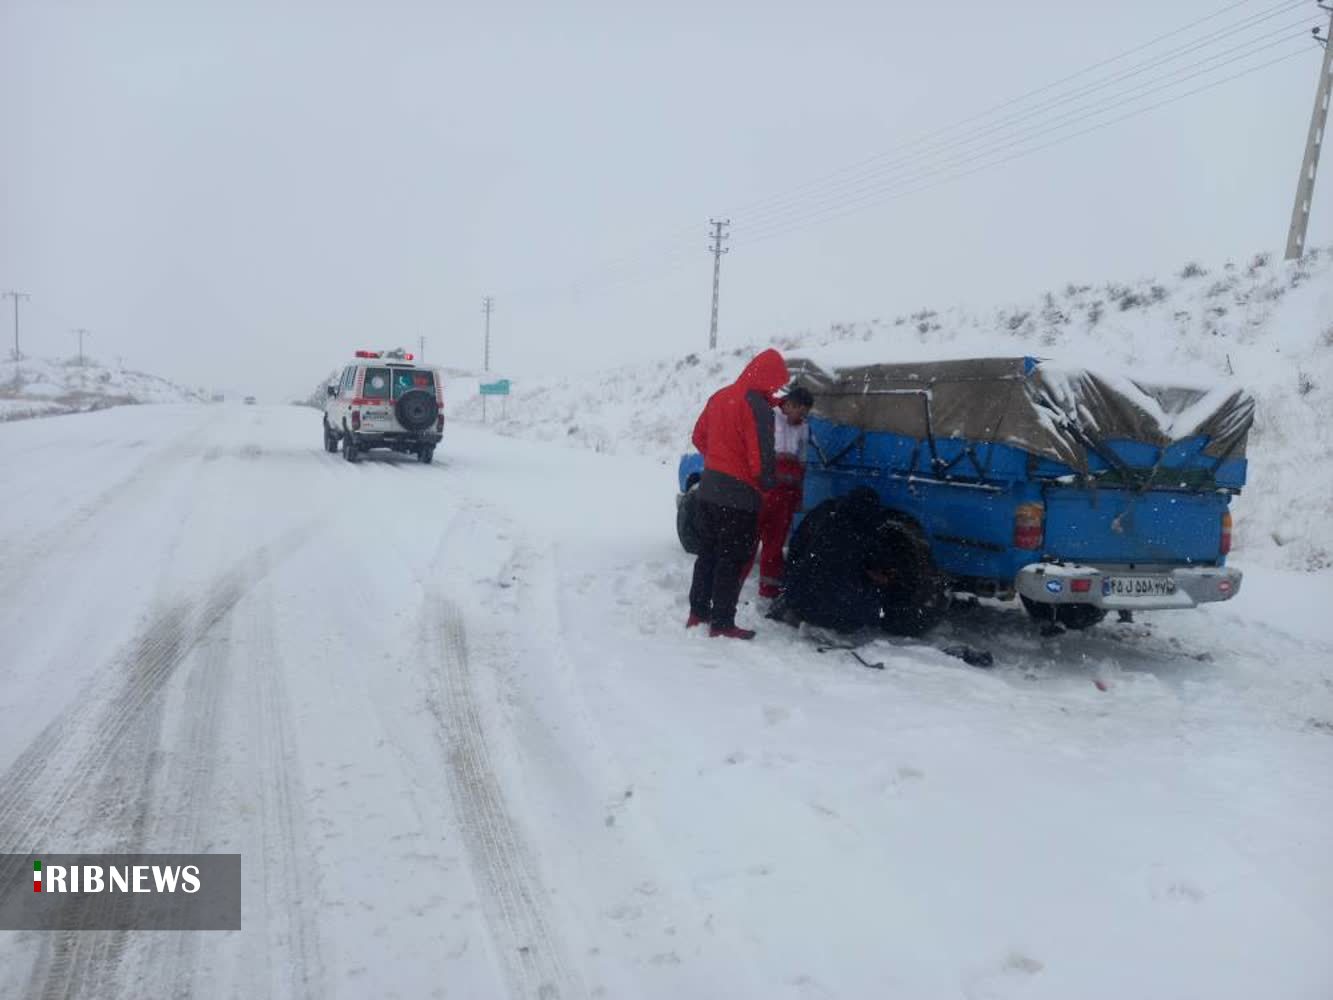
[349,431,442,451]
[1015,562,1242,610]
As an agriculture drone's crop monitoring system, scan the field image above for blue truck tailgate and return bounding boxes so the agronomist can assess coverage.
[1042,485,1228,565]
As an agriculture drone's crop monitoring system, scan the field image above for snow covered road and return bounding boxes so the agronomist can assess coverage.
[0,404,1329,999]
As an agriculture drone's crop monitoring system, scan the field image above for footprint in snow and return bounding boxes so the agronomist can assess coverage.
[789,973,836,998]
[606,902,643,922]
[1004,953,1044,975]
[1152,879,1206,903]
[962,951,1045,999]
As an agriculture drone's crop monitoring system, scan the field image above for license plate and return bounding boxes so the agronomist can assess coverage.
[1102,575,1177,597]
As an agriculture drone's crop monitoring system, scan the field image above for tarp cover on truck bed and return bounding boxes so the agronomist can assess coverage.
[786,356,1254,476]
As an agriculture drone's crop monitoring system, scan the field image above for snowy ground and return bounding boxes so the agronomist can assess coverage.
[0,404,1330,999]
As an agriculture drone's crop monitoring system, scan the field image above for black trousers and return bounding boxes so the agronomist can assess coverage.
[688,499,759,629]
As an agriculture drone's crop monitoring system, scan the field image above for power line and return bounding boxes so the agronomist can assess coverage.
[733,45,1314,249]
[725,0,1304,224]
[508,22,1305,307]
[736,13,1316,234]
[499,22,1310,312]
[734,27,1316,242]
[505,229,702,308]
[497,0,1316,307]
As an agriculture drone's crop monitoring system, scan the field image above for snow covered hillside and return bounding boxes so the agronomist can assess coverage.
[449,247,1333,571]
[0,355,207,421]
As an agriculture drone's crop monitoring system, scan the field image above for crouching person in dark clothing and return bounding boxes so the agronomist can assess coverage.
[687,348,790,639]
[772,487,893,633]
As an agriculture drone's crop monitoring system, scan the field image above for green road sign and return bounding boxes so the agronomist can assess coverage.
[479,379,511,396]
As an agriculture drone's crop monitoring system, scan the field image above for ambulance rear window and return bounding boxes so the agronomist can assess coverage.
[361,368,391,400]
[390,368,435,399]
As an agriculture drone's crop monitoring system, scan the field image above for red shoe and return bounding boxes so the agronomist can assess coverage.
[686,614,705,629]
[759,584,781,599]
[709,625,756,640]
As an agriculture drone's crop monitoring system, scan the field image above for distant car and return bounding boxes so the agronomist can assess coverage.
[243,396,256,405]
[322,349,444,464]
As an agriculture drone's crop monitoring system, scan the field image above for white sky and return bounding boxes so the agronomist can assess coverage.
[2,0,1330,399]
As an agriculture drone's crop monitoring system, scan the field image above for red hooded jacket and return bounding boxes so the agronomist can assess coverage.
[691,349,790,511]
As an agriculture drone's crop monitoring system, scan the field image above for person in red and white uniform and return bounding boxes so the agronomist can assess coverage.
[745,385,814,598]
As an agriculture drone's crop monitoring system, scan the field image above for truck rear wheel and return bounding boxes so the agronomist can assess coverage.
[1020,596,1107,631]
[676,485,703,555]
[876,515,949,637]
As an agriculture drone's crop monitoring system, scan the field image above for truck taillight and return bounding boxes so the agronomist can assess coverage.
[1014,502,1044,551]
[350,411,361,430]
[1220,510,1232,556]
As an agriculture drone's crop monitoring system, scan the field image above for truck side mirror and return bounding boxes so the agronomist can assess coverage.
[327,385,337,397]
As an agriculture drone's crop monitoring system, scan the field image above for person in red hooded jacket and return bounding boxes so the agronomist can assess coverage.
[687,348,790,639]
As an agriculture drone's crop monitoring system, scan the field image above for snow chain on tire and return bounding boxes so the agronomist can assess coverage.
[876,514,949,637]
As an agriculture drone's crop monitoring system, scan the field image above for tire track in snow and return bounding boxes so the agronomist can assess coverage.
[0,526,317,852]
[0,426,205,606]
[13,577,240,1000]
[18,596,204,1000]
[423,593,581,1000]
[115,570,318,1000]
[114,561,323,1000]
[143,602,237,999]
[239,570,325,1000]
[0,600,198,854]
[0,529,316,1000]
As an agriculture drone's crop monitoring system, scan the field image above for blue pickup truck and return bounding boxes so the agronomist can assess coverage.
[677,356,1252,633]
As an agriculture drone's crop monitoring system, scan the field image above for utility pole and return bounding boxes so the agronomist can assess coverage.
[2,290,30,361]
[1285,6,1333,261]
[706,219,730,350]
[481,295,495,424]
[418,335,425,362]
[482,296,494,373]
[71,328,91,366]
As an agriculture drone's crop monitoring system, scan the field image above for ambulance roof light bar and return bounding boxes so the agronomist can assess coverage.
[354,349,415,361]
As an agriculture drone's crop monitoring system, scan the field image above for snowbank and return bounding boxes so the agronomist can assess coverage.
[448,247,1333,571]
[0,356,206,421]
